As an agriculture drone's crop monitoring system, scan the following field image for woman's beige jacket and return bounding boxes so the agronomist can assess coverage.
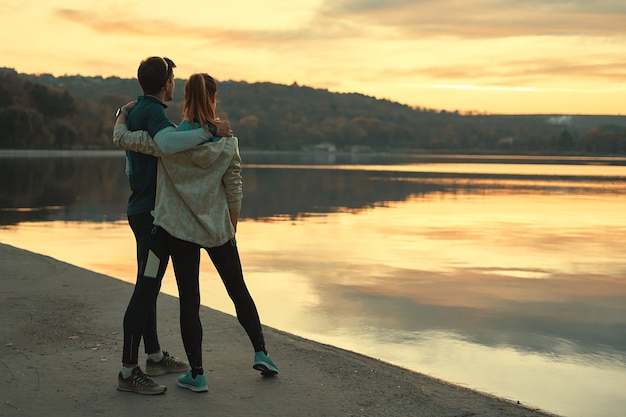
[114,124,242,248]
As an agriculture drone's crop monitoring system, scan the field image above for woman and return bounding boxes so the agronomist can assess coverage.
[114,73,278,393]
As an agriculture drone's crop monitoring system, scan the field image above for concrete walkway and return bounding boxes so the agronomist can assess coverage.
[0,243,556,417]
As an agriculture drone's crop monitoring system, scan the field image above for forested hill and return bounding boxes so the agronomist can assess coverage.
[1,67,625,154]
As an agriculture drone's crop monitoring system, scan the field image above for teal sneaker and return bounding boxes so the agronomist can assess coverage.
[177,370,208,392]
[253,351,278,376]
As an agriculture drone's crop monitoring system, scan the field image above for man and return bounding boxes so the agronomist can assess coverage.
[115,56,230,395]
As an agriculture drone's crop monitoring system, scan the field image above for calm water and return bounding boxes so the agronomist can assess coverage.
[2,150,626,417]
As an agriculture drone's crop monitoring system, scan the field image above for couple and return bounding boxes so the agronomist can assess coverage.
[113,56,278,395]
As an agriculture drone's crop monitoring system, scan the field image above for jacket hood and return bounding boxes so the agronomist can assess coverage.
[186,136,239,169]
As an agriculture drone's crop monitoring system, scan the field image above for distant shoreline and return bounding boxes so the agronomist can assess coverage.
[0,149,125,158]
[2,148,626,165]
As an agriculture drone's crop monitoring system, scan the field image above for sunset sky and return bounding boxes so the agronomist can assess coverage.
[1,0,625,115]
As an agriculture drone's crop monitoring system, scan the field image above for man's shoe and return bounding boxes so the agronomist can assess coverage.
[253,351,278,376]
[177,371,208,392]
[117,367,167,395]
[145,351,190,376]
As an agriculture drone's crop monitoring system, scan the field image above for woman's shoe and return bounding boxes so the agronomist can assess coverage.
[177,370,208,392]
[253,351,279,376]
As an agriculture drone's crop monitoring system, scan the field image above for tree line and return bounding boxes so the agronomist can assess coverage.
[1,67,625,154]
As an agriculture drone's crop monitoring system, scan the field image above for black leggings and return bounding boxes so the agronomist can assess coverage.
[122,212,200,366]
[177,238,266,369]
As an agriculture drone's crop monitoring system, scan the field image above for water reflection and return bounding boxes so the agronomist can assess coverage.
[2,152,626,417]
[0,153,128,224]
[2,151,626,225]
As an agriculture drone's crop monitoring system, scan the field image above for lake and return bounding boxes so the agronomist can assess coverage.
[1,150,626,417]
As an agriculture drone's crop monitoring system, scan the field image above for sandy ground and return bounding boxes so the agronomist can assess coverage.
[0,243,558,417]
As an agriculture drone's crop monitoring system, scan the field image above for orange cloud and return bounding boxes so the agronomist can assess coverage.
[404,58,626,85]
[52,7,322,47]
[54,9,171,36]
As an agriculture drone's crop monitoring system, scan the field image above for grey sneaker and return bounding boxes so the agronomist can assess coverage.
[145,351,190,376]
[117,367,167,395]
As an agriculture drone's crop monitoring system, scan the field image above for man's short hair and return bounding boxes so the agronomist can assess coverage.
[137,57,176,95]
